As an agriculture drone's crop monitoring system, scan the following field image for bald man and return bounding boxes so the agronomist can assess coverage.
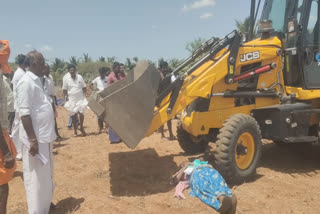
[16,51,56,213]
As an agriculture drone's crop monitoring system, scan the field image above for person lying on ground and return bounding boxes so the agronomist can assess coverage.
[171,159,237,214]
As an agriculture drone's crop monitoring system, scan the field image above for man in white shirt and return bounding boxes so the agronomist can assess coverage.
[2,74,14,134]
[63,72,79,129]
[11,54,26,160]
[16,51,56,213]
[63,64,88,136]
[90,67,110,133]
[43,64,62,140]
[90,67,109,91]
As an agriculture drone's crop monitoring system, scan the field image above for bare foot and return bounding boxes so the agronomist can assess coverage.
[218,195,233,214]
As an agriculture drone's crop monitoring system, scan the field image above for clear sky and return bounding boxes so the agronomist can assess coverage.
[1,0,263,63]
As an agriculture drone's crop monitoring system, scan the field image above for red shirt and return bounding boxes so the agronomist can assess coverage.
[107,72,125,85]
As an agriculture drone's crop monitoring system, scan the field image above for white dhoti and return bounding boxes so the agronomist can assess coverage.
[22,142,54,214]
[11,113,22,159]
[64,97,88,116]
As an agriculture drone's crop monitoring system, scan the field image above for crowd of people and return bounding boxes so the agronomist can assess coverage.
[0,40,180,213]
[0,40,236,214]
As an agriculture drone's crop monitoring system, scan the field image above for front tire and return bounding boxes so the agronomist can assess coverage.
[177,124,208,154]
[214,114,262,184]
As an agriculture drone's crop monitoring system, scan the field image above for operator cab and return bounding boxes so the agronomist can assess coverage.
[261,0,320,89]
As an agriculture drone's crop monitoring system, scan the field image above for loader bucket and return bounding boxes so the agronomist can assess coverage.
[89,61,161,149]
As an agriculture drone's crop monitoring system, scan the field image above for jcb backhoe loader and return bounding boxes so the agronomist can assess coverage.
[89,0,320,184]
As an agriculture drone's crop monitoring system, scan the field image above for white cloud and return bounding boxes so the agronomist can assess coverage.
[40,45,53,52]
[25,44,32,49]
[182,0,216,12]
[200,13,212,19]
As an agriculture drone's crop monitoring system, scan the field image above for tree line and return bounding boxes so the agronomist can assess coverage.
[9,17,250,87]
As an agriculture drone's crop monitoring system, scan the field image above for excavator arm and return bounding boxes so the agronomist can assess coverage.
[88,30,282,149]
[146,31,239,136]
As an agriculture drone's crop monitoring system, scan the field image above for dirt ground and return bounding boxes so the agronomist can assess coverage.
[7,107,320,214]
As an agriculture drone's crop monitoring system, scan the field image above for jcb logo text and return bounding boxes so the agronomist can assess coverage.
[240,51,260,62]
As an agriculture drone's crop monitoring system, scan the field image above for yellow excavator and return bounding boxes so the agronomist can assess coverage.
[89,0,320,184]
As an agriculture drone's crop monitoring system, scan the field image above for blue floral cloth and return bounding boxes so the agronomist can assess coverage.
[189,165,232,210]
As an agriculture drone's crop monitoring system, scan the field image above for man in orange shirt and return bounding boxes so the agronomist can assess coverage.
[0,40,17,214]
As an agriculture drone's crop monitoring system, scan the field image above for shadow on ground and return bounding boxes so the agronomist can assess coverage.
[260,142,320,175]
[51,197,84,214]
[13,171,23,180]
[53,143,67,149]
[109,148,179,197]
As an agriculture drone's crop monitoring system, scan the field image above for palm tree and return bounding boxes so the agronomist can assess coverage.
[148,60,156,66]
[169,58,182,70]
[83,53,91,63]
[107,56,116,64]
[133,56,139,63]
[98,56,106,62]
[235,16,257,37]
[125,57,139,71]
[51,58,65,73]
[126,58,133,69]
[186,37,206,54]
[69,56,79,65]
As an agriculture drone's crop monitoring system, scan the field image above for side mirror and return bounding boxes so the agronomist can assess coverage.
[288,17,299,37]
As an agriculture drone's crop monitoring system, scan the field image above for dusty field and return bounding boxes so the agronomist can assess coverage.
[7,107,320,214]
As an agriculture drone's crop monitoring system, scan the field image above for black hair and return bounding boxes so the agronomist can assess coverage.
[159,60,168,69]
[15,54,26,66]
[99,66,110,75]
[67,64,76,71]
[113,62,120,70]
[120,63,125,66]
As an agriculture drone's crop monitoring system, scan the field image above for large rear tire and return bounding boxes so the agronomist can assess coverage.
[177,124,208,154]
[214,114,262,184]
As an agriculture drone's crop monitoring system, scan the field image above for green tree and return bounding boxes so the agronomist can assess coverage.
[148,60,156,67]
[98,56,106,62]
[51,58,66,73]
[125,57,140,71]
[133,56,139,63]
[168,58,182,70]
[125,58,133,70]
[82,53,92,63]
[69,56,79,65]
[107,56,116,64]
[235,16,257,37]
[186,37,206,54]
[77,61,110,83]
